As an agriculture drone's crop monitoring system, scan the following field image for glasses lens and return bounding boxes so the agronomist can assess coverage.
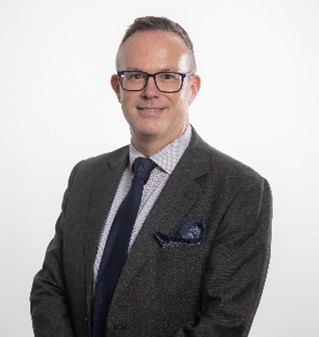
[155,73,183,92]
[120,71,147,91]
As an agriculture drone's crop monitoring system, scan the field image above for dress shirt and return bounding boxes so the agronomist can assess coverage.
[93,125,192,284]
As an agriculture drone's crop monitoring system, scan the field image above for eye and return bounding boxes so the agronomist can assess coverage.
[127,72,145,81]
[158,72,180,82]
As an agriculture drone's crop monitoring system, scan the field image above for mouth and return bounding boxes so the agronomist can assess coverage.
[137,107,165,115]
[137,106,164,111]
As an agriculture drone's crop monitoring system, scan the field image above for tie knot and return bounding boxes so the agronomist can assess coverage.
[132,157,157,184]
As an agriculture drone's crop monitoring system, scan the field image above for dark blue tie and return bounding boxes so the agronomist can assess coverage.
[92,157,157,337]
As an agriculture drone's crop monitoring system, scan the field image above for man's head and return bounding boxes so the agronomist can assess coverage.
[116,16,197,73]
[111,16,201,156]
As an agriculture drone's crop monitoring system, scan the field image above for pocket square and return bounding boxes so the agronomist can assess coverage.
[154,217,207,248]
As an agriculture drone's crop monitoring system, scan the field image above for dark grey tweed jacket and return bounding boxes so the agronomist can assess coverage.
[30,129,272,337]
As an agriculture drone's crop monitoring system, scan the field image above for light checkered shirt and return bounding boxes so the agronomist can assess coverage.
[93,125,192,284]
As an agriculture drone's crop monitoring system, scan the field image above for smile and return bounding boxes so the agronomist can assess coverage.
[137,107,164,111]
[137,107,165,115]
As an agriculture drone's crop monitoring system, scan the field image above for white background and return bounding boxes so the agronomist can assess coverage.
[1,0,318,336]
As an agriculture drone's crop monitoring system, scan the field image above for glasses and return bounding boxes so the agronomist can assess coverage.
[117,70,193,93]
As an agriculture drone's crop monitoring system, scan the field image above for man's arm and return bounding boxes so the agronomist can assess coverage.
[30,163,82,337]
[173,178,272,336]
[30,216,75,337]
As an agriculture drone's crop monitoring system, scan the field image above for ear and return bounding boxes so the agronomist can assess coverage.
[111,74,121,102]
[188,74,201,105]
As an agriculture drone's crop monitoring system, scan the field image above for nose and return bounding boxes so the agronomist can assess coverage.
[141,76,160,98]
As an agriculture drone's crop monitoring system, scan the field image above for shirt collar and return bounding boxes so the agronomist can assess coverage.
[129,125,192,174]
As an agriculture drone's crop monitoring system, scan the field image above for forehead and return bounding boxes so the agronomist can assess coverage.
[118,31,191,71]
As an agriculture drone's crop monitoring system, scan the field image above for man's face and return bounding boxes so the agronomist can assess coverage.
[111,30,200,153]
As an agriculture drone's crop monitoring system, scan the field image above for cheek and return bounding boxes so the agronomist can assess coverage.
[120,96,137,120]
[177,85,193,103]
[119,93,133,109]
[174,92,191,108]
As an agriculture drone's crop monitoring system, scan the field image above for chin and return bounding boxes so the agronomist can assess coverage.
[132,121,163,138]
[135,129,161,141]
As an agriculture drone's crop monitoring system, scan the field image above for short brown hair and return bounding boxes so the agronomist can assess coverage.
[116,16,197,72]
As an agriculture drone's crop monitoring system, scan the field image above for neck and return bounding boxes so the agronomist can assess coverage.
[131,125,189,158]
[131,138,166,158]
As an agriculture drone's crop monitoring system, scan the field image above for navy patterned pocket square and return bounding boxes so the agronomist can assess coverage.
[154,217,207,248]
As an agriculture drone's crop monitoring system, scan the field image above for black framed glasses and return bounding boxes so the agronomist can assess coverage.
[117,70,193,93]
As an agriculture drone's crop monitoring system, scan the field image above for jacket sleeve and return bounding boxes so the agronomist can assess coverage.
[30,162,82,337]
[173,178,272,337]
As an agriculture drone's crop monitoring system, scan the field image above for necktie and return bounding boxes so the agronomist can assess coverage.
[92,157,157,337]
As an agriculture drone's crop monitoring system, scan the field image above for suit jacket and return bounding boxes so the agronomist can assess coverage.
[30,129,272,337]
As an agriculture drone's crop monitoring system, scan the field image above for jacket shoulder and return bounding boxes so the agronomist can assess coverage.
[188,130,267,188]
[67,145,129,186]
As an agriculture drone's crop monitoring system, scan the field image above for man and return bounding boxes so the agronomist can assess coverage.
[30,16,272,337]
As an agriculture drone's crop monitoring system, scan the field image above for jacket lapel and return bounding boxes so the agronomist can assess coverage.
[111,131,211,306]
[82,147,129,319]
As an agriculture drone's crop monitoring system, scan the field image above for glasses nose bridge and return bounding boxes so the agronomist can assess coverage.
[146,73,157,83]
[144,72,159,91]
